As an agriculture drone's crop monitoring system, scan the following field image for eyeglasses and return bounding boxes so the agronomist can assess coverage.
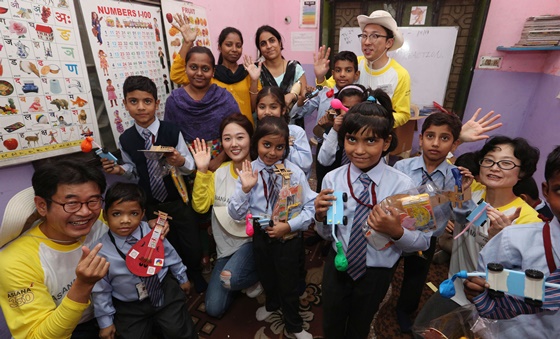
[358,32,388,42]
[479,158,520,170]
[48,197,104,213]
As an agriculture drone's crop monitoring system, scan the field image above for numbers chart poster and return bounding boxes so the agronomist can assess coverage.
[0,0,99,168]
[161,0,211,69]
[80,1,170,145]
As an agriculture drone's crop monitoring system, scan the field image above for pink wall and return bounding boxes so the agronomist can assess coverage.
[191,0,319,65]
[477,0,560,74]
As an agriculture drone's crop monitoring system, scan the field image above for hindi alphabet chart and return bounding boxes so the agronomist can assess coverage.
[0,0,99,167]
[161,0,211,69]
[80,1,170,145]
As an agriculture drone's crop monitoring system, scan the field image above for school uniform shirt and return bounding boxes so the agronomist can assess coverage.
[119,119,195,181]
[228,158,317,233]
[287,124,313,177]
[317,127,340,167]
[315,163,431,268]
[470,217,560,336]
[92,222,188,329]
[0,220,108,339]
[394,155,457,236]
[449,187,541,306]
[318,56,410,128]
[291,86,337,123]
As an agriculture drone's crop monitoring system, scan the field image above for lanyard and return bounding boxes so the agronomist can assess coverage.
[108,226,144,260]
[260,170,274,210]
[346,165,377,208]
[543,217,556,273]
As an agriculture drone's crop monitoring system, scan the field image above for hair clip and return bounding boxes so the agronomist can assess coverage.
[366,96,377,103]
[338,85,364,94]
[325,89,335,98]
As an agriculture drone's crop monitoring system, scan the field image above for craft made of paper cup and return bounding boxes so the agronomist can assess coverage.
[49,65,60,74]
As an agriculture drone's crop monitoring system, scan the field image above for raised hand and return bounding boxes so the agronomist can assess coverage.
[188,138,211,173]
[459,108,503,143]
[75,243,109,285]
[236,159,258,193]
[172,13,197,44]
[314,45,331,82]
[243,55,262,81]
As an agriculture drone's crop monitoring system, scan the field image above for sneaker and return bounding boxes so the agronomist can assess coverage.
[256,306,273,321]
[246,282,264,298]
[293,329,313,339]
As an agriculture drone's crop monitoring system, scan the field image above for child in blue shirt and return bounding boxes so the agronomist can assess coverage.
[92,182,196,339]
[314,88,431,338]
[228,116,317,339]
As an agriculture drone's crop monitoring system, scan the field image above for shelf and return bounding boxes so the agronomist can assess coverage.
[497,46,560,51]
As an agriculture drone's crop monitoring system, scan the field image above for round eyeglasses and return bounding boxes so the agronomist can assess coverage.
[479,158,520,170]
[48,198,104,213]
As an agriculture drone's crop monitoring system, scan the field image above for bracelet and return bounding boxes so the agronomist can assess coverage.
[249,90,258,95]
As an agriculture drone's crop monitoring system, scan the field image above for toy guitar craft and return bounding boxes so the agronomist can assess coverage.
[126,211,170,277]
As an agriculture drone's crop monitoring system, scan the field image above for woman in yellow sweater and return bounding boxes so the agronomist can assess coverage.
[170,14,260,124]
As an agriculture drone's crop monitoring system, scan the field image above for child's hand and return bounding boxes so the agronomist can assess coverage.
[487,206,521,239]
[368,205,404,240]
[314,189,335,222]
[236,159,258,194]
[456,166,474,191]
[173,13,197,45]
[317,114,332,128]
[147,218,170,239]
[265,221,291,238]
[180,281,192,296]
[243,55,262,82]
[464,276,489,302]
[100,158,122,175]
[188,138,211,173]
[333,113,344,132]
[99,324,116,339]
[459,108,503,143]
[164,147,185,168]
[446,220,455,234]
[313,45,331,82]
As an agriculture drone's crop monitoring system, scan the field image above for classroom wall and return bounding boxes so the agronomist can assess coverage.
[457,0,560,187]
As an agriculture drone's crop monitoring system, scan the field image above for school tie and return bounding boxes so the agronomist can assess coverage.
[126,235,164,307]
[265,167,278,211]
[341,150,350,165]
[346,173,374,280]
[141,129,168,202]
[420,169,430,186]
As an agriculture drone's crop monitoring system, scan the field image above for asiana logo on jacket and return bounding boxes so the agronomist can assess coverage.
[7,287,34,308]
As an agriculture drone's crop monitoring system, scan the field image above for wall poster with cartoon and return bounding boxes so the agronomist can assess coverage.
[0,0,100,168]
[80,0,171,145]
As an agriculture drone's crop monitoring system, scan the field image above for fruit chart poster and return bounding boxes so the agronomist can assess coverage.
[160,0,211,67]
[80,0,171,146]
[0,0,99,168]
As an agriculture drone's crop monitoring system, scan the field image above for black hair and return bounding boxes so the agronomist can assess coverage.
[104,182,147,213]
[337,88,397,156]
[122,75,157,100]
[256,86,289,123]
[336,84,368,104]
[477,136,539,180]
[255,25,283,57]
[454,152,480,177]
[32,159,107,208]
[217,27,243,65]
[250,116,290,161]
[421,112,463,142]
[512,176,540,201]
[380,25,395,40]
[545,145,560,182]
[332,50,359,72]
[185,46,216,69]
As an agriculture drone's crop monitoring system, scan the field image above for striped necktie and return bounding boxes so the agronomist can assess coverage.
[346,173,374,280]
[126,235,164,307]
[265,167,278,211]
[341,149,350,165]
[421,169,430,186]
[141,129,168,202]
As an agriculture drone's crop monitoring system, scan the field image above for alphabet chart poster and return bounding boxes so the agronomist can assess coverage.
[80,1,171,145]
[160,0,211,71]
[0,0,99,168]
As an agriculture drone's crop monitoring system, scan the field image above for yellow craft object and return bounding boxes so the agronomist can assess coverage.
[170,166,189,204]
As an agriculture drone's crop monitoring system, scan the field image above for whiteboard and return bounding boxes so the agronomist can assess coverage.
[339,27,459,107]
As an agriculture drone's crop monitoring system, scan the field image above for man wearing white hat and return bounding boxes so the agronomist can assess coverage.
[314,10,411,128]
[0,160,109,339]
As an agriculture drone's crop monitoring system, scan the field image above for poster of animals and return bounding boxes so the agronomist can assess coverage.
[160,0,211,68]
[80,0,171,146]
[0,0,99,167]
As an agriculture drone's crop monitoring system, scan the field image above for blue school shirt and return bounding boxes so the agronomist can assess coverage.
[394,155,457,236]
[92,222,188,329]
[291,87,337,123]
[228,158,317,232]
[315,163,431,268]
[317,127,340,166]
[287,124,313,177]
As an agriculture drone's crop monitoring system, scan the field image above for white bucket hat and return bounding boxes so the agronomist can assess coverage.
[0,187,39,248]
[213,205,249,238]
[357,10,404,51]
